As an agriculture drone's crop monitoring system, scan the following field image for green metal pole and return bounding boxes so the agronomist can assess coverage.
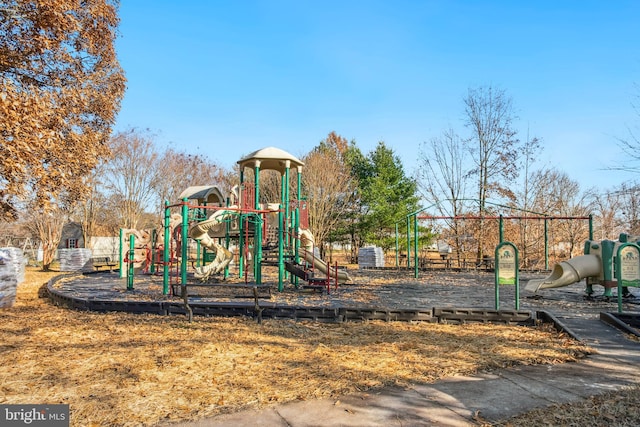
[293,207,299,286]
[414,214,419,279]
[278,209,284,292]
[589,214,593,241]
[494,251,499,310]
[256,215,262,284]
[239,170,245,278]
[284,162,290,246]
[224,197,230,280]
[295,165,302,285]
[515,247,520,310]
[406,216,411,269]
[238,214,244,279]
[499,215,504,243]
[181,198,189,286]
[544,218,549,270]
[254,162,262,284]
[163,200,170,295]
[128,235,135,290]
[395,223,399,268]
[297,166,302,203]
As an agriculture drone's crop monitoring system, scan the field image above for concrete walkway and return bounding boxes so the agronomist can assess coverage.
[163,311,640,427]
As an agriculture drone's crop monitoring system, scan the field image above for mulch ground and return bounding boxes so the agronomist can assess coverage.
[0,267,613,427]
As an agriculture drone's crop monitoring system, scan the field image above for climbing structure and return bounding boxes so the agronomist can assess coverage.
[160,146,351,299]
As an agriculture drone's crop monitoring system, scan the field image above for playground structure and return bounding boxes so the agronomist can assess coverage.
[119,147,350,304]
[526,233,640,297]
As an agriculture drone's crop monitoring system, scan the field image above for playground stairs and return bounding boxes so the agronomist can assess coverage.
[260,245,279,266]
[284,260,333,293]
[260,245,295,267]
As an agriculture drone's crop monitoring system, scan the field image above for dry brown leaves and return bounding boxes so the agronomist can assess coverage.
[1,0,126,217]
[1,268,592,426]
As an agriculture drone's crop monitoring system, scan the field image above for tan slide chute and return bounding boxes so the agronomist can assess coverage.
[299,229,351,284]
[525,255,601,292]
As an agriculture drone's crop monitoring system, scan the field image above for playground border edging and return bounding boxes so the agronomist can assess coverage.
[600,312,640,338]
[46,275,539,325]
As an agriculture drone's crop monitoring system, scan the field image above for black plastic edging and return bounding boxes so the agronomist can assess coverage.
[600,312,640,338]
[536,310,582,341]
[47,276,536,325]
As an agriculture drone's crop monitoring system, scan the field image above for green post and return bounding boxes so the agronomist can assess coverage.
[284,161,290,246]
[293,207,299,286]
[395,223,399,268]
[494,241,519,310]
[297,165,302,205]
[196,240,201,268]
[295,165,302,284]
[239,171,245,278]
[224,197,231,280]
[127,234,135,290]
[278,209,284,292]
[499,215,504,243]
[406,216,411,269]
[163,200,170,295]
[414,214,419,279]
[254,161,262,284]
[238,214,245,279]
[181,198,189,286]
[589,214,594,241]
[544,218,549,270]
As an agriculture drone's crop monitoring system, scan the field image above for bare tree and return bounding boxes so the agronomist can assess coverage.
[590,191,623,240]
[616,182,640,235]
[78,176,101,250]
[614,84,640,174]
[23,202,68,271]
[463,86,520,261]
[417,127,472,262]
[101,129,161,228]
[154,149,232,208]
[303,133,357,258]
[530,170,591,259]
[513,134,543,267]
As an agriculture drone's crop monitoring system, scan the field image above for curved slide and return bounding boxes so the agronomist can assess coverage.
[189,210,234,280]
[525,254,601,292]
[299,229,351,284]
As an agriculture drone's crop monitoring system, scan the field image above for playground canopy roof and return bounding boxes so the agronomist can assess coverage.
[237,146,304,174]
[178,186,225,205]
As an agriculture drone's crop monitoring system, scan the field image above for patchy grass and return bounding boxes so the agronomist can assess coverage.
[1,268,593,426]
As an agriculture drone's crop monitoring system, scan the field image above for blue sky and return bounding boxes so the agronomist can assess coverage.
[114,1,639,192]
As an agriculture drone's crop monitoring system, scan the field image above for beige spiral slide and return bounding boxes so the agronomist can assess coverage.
[188,210,234,280]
